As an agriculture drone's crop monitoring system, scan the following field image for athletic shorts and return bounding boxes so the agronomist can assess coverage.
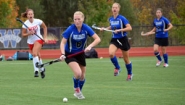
[155,37,169,46]
[65,51,86,66]
[110,36,130,51]
[28,40,44,50]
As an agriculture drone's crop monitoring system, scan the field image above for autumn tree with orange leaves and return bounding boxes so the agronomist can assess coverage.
[0,0,19,28]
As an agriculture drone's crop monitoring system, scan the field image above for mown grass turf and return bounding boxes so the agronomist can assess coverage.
[0,56,185,105]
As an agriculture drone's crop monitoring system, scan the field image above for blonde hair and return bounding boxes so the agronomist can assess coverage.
[113,2,121,8]
[74,11,85,19]
[156,8,163,13]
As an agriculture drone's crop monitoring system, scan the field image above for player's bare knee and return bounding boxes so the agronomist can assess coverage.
[80,74,85,80]
[109,54,114,58]
[154,50,159,53]
[32,53,38,57]
[75,72,82,79]
[124,58,130,64]
[80,76,85,80]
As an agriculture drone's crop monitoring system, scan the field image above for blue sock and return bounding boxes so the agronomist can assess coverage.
[110,56,120,69]
[126,62,132,75]
[73,77,79,88]
[79,79,85,91]
[154,52,162,61]
[163,54,168,64]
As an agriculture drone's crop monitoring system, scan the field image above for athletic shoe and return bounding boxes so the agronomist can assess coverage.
[163,63,169,67]
[40,68,45,79]
[74,92,85,99]
[114,68,121,76]
[126,74,133,81]
[156,60,162,67]
[34,71,39,77]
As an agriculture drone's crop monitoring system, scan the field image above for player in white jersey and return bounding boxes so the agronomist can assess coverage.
[21,9,48,78]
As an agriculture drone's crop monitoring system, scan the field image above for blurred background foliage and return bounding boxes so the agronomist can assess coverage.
[0,0,184,46]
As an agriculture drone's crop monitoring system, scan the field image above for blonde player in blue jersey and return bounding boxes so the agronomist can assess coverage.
[141,8,173,67]
[100,2,133,81]
[59,11,101,99]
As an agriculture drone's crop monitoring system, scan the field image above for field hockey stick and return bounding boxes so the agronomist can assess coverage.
[141,31,155,36]
[92,24,115,32]
[36,50,85,68]
[16,18,45,42]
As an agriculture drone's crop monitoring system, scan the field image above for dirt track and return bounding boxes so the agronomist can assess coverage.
[1,46,185,59]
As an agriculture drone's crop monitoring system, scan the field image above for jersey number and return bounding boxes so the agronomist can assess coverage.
[76,41,82,48]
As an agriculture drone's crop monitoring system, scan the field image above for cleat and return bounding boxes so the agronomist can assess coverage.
[126,74,133,81]
[156,60,162,67]
[74,92,85,99]
[163,63,169,67]
[73,88,85,99]
[34,71,39,77]
[114,68,121,76]
[40,68,45,79]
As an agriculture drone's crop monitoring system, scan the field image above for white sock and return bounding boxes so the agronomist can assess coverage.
[39,59,45,71]
[33,56,39,72]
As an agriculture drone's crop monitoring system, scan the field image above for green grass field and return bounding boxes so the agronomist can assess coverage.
[0,56,185,105]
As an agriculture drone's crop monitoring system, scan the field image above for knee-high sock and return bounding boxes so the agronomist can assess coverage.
[79,79,85,91]
[126,62,132,75]
[39,59,44,71]
[110,56,120,69]
[154,52,162,61]
[163,54,168,64]
[73,77,80,92]
[33,56,39,72]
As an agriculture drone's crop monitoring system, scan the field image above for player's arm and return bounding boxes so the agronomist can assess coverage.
[100,26,111,31]
[59,38,67,61]
[105,26,111,30]
[22,28,34,37]
[141,27,156,36]
[41,22,47,41]
[60,38,67,55]
[85,34,101,52]
[116,24,132,33]
[164,23,173,32]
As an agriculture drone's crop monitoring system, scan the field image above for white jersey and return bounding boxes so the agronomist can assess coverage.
[22,18,43,44]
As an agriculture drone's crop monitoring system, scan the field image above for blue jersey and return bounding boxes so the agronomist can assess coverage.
[109,15,129,38]
[153,16,170,38]
[62,23,95,53]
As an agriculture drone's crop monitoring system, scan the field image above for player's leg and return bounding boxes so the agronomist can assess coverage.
[79,65,86,91]
[28,44,39,77]
[119,36,132,81]
[154,38,162,66]
[68,62,85,99]
[161,46,168,67]
[109,44,121,76]
[122,51,133,81]
[69,62,81,90]
[35,40,45,78]
[32,41,42,77]
[37,53,46,78]
[161,38,169,67]
[154,44,162,66]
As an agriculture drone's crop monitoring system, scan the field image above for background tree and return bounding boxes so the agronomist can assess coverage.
[114,0,138,25]
[77,0,114,47]
[40,0,78,27]
[16,0,45,26]
[78,0,113,26]
[0,0,19,28]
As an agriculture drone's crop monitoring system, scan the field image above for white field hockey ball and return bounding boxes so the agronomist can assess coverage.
[63,97,68,103]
